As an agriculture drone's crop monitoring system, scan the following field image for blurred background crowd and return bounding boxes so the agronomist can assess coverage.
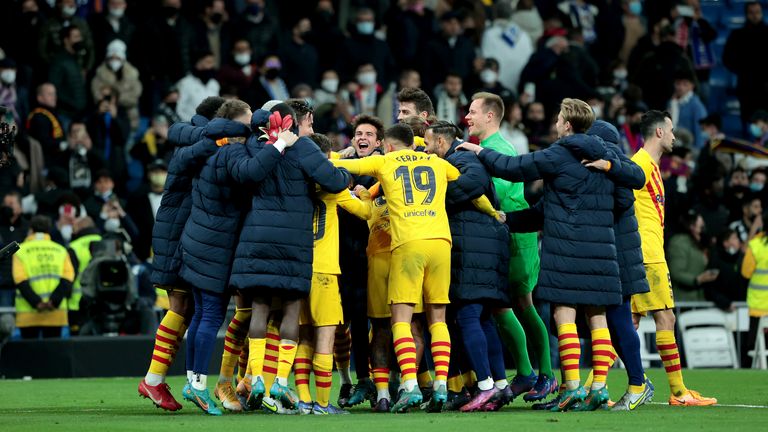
[0,0,764,337]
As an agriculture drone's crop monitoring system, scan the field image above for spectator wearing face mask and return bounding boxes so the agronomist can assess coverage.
[344,63,383,117]
[233,0,279,64]
[131,115,171,167]
[87,87,129,188]
[314,69,340,106]
[280,17,319,89]
[127,160,168,261]
[481,1,534,94]
[193,0,233,69]
[723,167,751,221]
[155,86,182,126]
[704,229,747,313]
[88,0,136,65]
[667,211,716,302]
[218,39,257,98]
[336,8,395,88]
[51,192,83,246]
[468,58,514,102]
[176,51,221,122]
[91,39,143,131]
[423,11,476,97]
[83,169,138,243]
[38,0,95,70]
[65,121,103,195]
[0,58,28,124]
[49,25,89,127]
[244,54,289,109]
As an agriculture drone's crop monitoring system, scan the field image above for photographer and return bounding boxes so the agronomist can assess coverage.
[86,89,128,190]
[65,121,103,196]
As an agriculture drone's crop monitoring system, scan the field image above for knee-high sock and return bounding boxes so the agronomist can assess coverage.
[590,328,614,390]
[657,329,687,396]
[520,305,553,377]
[237,339,249,382]
[248,338,267,384]
[482,316,507,382]
[584,344,617,389]
[372,367,390,400]
[495,309,533,377]
[313,352,334,406]
[392,322,418,388]
[275,340,297,386]
[185,289,203,380]
[146,310,185,385]
[263,321,280,389]
[606,299,645,388]
[429,322,450,385]
[294,342,314,402]
[334,326,352,385]
[219,308,252,383]
[457,304,491,382]
[557,323,581,389]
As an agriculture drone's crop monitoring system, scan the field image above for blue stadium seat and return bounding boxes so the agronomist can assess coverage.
[702,2,726,23]
[709,66,736,88]
[722,113,744,138]
[721,10,746,29]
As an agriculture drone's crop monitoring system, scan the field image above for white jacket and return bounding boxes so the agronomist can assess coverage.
[481,20,534,92]
[175,75,220,122]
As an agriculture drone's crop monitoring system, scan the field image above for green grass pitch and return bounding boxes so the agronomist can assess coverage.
[1,369,767,431]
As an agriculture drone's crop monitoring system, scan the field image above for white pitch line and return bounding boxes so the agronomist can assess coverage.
[650,402,768,409]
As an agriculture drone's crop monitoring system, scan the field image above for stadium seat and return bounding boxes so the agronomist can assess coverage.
[637,316,661,368]
[721,10,746,29]
[678,309,739,368]
[747,315,768,369]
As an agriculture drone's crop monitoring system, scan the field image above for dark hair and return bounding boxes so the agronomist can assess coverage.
[59,25,79,43]
[352,114,384,141]
[472,92,505,123]
[286,98,314,124]
[310,133,332,154]
[397,88,435,116]
[751,167,767,180]
[384,123,414,147]
[195,96,226,119]
[745,1,761,15]
[718,228,739,246]
[742,192,762,208]
[425,120,461,140]
[215,99,251,120]
[639,110,672,141]
[400,115,429,138]
[30,215,52,234]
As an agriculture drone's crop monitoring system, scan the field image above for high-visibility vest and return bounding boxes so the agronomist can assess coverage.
[14,234,71,327]
[68,234,102,312]
[747,237,768,317]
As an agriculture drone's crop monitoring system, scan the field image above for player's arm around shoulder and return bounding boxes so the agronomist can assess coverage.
[336,186,373,220]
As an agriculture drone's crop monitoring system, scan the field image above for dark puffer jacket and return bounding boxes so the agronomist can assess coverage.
[179,118,284,293]
[229,136,351,296]
[582,121,649,297]
[478,134,621,306]
[445,141,510,304]
[151,114,209,288]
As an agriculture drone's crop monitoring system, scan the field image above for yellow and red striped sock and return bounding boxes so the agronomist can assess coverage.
[557,323,581,389]
[167,321,187,369]
[392,322,418,387]
[313,352,333,406]
[333,326,351,383]
[372,367,390,394]
[248,338,267,384]
[590,328,614,389]
[276,340,297,386]
[263,322,280,389]
[657,330,687,396]
[147,310,185,383]
[294,342,314,402]
[237,338,249,382]
[429,322,451,384]
[219,308,251,383]
[584,345,616,389]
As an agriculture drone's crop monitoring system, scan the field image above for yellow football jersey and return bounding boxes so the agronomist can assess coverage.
[632,148,666,264]
[312,187,371,274]
[366,184,392,256]
[333,149,460,250]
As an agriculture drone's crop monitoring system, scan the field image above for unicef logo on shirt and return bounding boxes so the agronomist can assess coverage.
[428,210,436,217]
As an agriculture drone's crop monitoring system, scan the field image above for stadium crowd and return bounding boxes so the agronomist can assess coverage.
[0,0,766,417]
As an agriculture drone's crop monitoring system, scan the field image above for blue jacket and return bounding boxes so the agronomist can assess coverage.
[179,118,284,293]
[478,134,621,306]
[229,134,352,296]
[151,114,209,288]
[445,141,510,304]
[582,121,650,297]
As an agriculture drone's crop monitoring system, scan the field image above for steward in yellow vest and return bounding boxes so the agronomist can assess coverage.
[742,233,768,317]
[13,216,75,338]
[67,217,102,334]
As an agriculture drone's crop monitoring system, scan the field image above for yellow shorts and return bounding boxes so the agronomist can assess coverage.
[388,239,451,306]
[299,273,344,327]
[631,262,674,315]
[368,253,424,318]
